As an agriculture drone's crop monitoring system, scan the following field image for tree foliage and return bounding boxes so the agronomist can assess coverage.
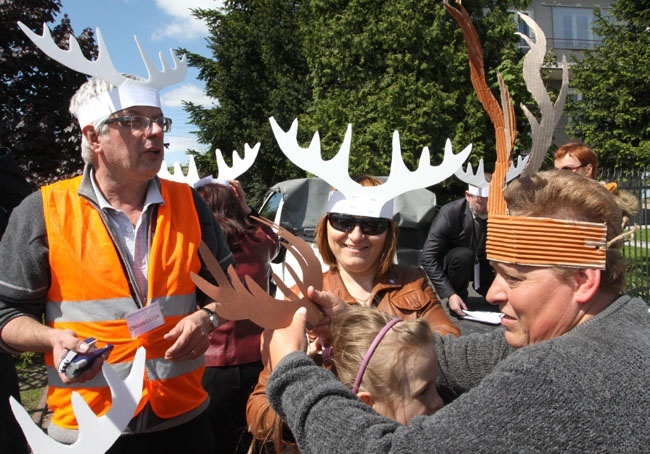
[187,0,534,206]
[0,0,95,187]
[184,0,312,206]
[566,0,650,168]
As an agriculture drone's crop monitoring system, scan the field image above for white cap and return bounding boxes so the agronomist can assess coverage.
[467,184,489,197]
[75,86,161,128]
[327,190,393,219]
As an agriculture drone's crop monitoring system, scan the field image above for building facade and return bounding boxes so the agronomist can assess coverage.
[516,0,615,145]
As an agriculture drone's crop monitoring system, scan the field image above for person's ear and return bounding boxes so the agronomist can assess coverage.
[574,268,601,303]
[356,390,375,407]
[585,164,594,178]
[83,125,101,153]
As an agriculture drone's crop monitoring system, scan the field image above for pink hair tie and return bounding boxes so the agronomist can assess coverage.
[352,317,402,393]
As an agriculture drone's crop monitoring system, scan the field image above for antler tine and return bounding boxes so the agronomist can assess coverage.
[191,216,325,330]
[271,117,471,204]
[379,137,471,201]
[132,35,187,89]
[17,22,125,86]
[9,347,145,453]
[455,158,488,187]
[17,22,187,89]
[215,142,261,181]
[269,117,358,194]
[517,13,569,176]
[158,156,200,186]
[506,155,529,182]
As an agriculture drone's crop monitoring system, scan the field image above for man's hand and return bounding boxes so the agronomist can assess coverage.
[448,294,468,317]
[53,330,104,385]
[163,310,210,361]
[262,307,308,371]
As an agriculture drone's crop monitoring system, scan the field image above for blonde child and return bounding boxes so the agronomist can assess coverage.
[327,307,443,425]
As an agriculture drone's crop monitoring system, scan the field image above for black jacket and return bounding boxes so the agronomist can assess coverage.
[420,198,476,299]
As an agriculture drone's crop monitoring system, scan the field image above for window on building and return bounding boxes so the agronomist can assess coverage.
[552,7,609,50]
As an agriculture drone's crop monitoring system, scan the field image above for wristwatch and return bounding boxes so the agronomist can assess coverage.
[201,307,219,331]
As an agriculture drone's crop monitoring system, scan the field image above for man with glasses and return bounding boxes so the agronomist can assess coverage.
[0,73,233,452]
[420,181,495,317]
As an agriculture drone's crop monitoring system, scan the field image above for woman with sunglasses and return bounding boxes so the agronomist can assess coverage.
[246,174,459,452]
[312,175,458,335]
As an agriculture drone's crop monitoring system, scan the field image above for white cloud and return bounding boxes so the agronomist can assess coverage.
[153,0,225,41]
[161,83,216,108]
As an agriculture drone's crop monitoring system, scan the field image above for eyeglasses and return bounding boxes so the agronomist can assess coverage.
[559,164,585,172]
[327,213,390,235]
[104,115,172,133]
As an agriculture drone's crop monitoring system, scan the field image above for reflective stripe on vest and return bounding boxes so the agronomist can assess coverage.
[42,176,205,429]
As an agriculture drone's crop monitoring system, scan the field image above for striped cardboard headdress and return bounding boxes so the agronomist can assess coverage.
[445,1,606,269]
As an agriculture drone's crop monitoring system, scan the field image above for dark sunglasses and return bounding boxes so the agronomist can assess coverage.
[327,213,390,235]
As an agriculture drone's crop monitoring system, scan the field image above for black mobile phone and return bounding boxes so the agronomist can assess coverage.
[64,344,114,379]
[57,337,96,374]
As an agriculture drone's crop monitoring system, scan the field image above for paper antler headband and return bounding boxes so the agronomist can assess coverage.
[191,216,325,329]
[158,143,261,188]
[455,155,530,197]
[445,1,606,269]
[10,348,146,454]
[269,117,472,218]
[17,22,187,127]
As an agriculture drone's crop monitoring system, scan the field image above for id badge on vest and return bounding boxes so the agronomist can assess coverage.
[126,301,165,337]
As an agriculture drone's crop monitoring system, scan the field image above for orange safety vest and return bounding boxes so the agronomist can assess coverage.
[41,176,206,430]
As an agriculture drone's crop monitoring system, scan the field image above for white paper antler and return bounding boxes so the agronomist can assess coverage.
[17,22,187,89]
[270,117,471,215]
[517,13,569,177]
[10,347,146,454]
[455,155,530,187]
[159,155,201,186]
[215,143,260,181]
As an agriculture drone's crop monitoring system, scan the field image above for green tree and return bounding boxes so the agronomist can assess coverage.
[300,0,532,196]
[187,0,533,206]
[184,0,311,207]
[0,0,95,186]
[566,0,650,168]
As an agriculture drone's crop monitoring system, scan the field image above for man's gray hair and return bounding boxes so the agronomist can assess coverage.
[69,77,115,163]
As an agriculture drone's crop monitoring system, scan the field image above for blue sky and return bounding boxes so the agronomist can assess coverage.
[51,0,226,165]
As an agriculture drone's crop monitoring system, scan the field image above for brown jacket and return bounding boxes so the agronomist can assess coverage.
[246,265,460,443]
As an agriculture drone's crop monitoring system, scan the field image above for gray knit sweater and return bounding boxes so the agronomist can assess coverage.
[268,294,650,453]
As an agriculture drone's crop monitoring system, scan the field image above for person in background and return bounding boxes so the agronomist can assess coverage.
[0,52,234,452]
[264,170,650,452]
[195,179,280,453]
[420,178,495,316]
[554,142,639,222]
[0,148,32,454]
[246,174,459,451]
[553,142,599,178]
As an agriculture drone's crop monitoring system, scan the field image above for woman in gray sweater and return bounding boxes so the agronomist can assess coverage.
[264,171,650,453]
